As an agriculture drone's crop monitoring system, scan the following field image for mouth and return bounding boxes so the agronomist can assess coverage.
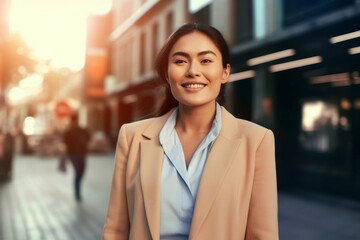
[181,83,207,89]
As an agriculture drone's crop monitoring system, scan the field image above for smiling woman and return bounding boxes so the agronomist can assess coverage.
[102,23,279,240]
[9,0,112,71]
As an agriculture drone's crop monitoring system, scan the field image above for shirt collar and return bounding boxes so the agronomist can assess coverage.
[159,103,222,145]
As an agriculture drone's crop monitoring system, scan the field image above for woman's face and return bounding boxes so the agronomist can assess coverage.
[167,32,230,108]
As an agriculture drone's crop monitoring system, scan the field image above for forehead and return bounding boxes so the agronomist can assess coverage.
[170,32,221,55]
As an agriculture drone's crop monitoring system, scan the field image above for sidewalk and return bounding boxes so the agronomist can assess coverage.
[0,154,360,239]
[279,191,360,239]
[0,154,114,240]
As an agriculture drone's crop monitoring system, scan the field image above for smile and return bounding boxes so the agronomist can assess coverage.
[182,83,206,89]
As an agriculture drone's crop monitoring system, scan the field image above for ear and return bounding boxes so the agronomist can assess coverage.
[221,64,230,84]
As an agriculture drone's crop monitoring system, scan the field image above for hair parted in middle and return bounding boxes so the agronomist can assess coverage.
[154,22,231,116]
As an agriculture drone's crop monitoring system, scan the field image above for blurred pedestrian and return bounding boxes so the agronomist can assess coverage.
[103,23,278,239]
[0,130,15,180]
[63,113,90,201]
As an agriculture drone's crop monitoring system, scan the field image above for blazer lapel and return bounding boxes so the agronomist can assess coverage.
[140,140,163,240]
[140,110,174,240]
[189,107,243,239]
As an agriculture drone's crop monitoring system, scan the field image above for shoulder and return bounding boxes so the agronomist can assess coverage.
[221,107,273,144]
[237,118,269,135]
[119,109,174,139]
[238,118,273,146]
[121,117,158,133]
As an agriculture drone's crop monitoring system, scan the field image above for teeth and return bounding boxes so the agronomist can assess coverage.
[184,83,205,88]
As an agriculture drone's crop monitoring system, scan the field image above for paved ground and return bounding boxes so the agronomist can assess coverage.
[0,154,113,240]
[278,191,360,239]
[1,154,360,240]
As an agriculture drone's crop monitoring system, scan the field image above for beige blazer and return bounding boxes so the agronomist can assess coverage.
[103,107,278,240]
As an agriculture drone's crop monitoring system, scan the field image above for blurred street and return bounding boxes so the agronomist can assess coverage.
[1,153,360,240]
[0,154,114,240]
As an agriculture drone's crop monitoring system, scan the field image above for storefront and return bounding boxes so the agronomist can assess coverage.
[230,5,360,199]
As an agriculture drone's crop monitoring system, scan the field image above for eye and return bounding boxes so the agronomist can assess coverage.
[201,59,213,64]
[174,59,187,65]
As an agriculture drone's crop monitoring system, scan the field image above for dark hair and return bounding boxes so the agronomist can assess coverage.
[154,22,230,116]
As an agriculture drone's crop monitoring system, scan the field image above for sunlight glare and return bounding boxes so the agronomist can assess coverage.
[9,0,112,71]
[7,86,24,105]
[19,74,43,90]
[23,116,35,135]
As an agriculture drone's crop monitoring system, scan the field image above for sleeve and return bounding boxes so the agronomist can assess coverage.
[102,125,130,240]
[245,130,279,240]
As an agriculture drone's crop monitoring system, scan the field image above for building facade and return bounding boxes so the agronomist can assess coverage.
[106,0,187,144]
[0,0,10,129]
[227,0,360,199]
[0,0,10,108]
[84,12,113,135]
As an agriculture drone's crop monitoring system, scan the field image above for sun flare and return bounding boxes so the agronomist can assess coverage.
[9,0,112,71]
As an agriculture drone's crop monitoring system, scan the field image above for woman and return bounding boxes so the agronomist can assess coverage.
[103,23,278,240]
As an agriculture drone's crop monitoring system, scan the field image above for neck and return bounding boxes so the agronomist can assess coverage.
[176,102,217,134]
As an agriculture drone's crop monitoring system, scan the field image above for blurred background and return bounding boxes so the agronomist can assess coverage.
[0,0,360,239]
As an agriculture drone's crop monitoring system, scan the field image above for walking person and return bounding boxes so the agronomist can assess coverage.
[0,129,15,180]
[103,23,278,239]
[63,113,90,201]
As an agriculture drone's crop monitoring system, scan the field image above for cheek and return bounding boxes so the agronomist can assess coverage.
[205,68,226,82]
[167,66,182,82]
[167,71,178,88]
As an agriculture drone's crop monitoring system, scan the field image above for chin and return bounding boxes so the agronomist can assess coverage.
[178,100,215,108]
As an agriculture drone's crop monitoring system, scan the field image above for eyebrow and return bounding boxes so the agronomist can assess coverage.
[171,50,217,58]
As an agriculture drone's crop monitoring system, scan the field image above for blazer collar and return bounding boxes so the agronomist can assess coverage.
[140,106,242,240]
[142,109,175,140]
[141,106,237,139]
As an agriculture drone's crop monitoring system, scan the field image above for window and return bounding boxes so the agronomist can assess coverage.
[166,12,173,38]
[152,23,159,58]
[139,31,146,75]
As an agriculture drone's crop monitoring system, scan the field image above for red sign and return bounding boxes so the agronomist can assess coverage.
[55,101,73,118]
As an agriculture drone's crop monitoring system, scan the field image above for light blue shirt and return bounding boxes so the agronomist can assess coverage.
[159,103,222,240]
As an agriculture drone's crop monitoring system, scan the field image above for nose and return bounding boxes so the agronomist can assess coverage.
[186,61,200,78]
